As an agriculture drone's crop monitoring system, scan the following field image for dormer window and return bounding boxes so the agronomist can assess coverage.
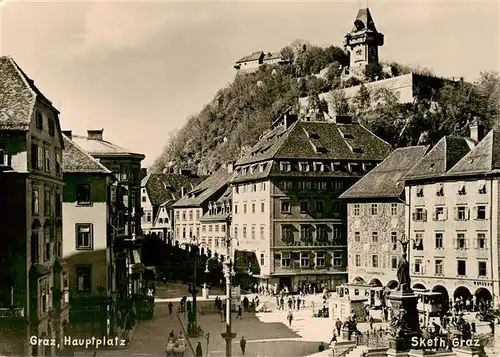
[280,161,291,172]
[348,162,360,173]
[416,187,424,198]
[313,162,324,172]
[331,162,342,172]
[362,163,373,171]
[242,167,248,175]
[250,165,256,174]
[436,184,444,197]
[259,163,265,173]
[458,182,466,196]
[299,162,310,172]
[479,182,487,194]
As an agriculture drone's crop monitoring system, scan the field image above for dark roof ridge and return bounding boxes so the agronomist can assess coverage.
[62,134,112,174]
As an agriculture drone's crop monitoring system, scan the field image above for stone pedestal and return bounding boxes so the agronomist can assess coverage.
[387,289,421,354]
[202,288,209,299]
[330,340,356,356]
[342,326,351,341]
[451,330,485,357]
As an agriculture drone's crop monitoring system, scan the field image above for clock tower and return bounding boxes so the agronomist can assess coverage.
[343,8,384,78]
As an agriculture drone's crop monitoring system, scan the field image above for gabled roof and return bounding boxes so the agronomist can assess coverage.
[199,187,232,222]
[351,8,378,32]
[405,136,475,181]
[340,146,429,199]
[62,134,112,174]
[172,168,233,208]
[70,134,145,159]
[0,56,59,131]
[447,130,500,176]
[236,51,264,63]
[263,52,285,61]
[236,120,393,166]
[142,172,205,207]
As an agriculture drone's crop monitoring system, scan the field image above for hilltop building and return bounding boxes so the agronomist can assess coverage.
[234,51,288,74]
[0,56,69,356]
[404,121,499,307]
[66,130,146,300]
[230,113,392,292]
[339,146,429,296]
[141,170,203,242]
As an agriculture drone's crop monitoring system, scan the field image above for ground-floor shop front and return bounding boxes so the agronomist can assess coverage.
[255,273,347,294]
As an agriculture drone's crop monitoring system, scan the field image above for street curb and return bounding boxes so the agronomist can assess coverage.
[177,313,195,356]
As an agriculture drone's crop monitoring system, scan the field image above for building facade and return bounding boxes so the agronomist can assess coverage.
[405,124,499,307]
[234,51,288,73]
[0,56,69,356]
[340,146,429,293]
[230,113,392,292]
[61,134,119,338]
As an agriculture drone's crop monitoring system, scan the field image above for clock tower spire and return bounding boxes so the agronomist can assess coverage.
[343,7,384,78]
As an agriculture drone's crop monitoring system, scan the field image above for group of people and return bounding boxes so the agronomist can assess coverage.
[451,296,492,314]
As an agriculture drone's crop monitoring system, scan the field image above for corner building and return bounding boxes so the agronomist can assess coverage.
[230,114,392,292]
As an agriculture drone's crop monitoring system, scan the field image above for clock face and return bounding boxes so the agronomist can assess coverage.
[355,47,365,59]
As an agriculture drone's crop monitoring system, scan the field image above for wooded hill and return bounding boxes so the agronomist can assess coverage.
[151,40,500,174]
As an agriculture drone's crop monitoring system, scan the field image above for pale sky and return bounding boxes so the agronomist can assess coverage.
[1,1,499,167]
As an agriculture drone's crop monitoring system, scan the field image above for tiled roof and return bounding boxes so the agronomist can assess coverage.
[172,168,233,208]
[447,130,500,176]
[236,51,264,63]
[263,52,285,61]
[71,134,145,158]
[199,187,232,222]
[0,56,57,131]
[340,146,429,199]
[405,136,475,180]
[236,120,393,166]
[142,172,205,207]
[62,134,111,174]
[351,8,378,32]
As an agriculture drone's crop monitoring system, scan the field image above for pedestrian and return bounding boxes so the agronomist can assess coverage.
[490,320,495,334]
[287,310,293,326]
[168,301,173,315]
[335,318,342,336]
[293,297,296,310]
[240,336,247,355]
[237,305,243,319]
[329,331,337,344]
[369,315,374,330]
[471,321,476,334]
[297,297,301,311]
[195,342,203,357]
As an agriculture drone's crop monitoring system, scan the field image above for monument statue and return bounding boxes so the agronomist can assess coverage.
[397,241,411,292]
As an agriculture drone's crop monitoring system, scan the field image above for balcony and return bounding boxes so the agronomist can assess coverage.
[0,307,25,318]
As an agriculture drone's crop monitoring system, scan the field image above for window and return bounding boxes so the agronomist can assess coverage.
[414,233,424,250]
[141,196,146,203]
[44,188,51,217]
[32,187,40,215]
[299,162,310,172]
[313,162,324,172]
[120,165,128,181]
[76,184,91,205]
[76,224,93,250]
[434,207,447,221]
[300,201,309,213]
[478,262,487,277]
[391,257,398,270]
[413,208,427,221]
[333,252,342,267]
[280,161,291,172]
[456,233,467,249]
[36,111,43,130]
[252,184,257,192]
[435,260,443,275]
[414,259,422,274]
[281,201,290,213]
[391,232,398,247]
[371,231,378,243]
[436,184,444,196]
[416,187,424,197]
[315,201,324,213]
[251,226,256,240]
[182,211,186,220]
[234,204,238,214]
[146,211,152,223]
[175,211,180,221]
[478,183,487,194]
[353,204,360,216]
[215,225,219,233]
[280,181,292,190]
[332,226,342,240]
[476,233,487,249]
[354,232,360,242]
[316,252,325,266]
[281,253,291,267]
[243,204,247,214]
[44,229,51,261]
[371,255,379,268]
[260,183,266,191]
[458,182,466,195]
[300,253,309,267]
[76,265,91,293]
[33,145,43,170]
[55,193,61,218]
[208,225,213,232]
[391,203,398,216]
[476,205,487,220]
[370,204,378,216]
[435,233,443,249]
[189,210,193,221]
[261,202,265,213]
[48,118,55,136]
[260,225,265,240]
[196,211,200,220]
[355,254,361,267]
[202,226,206,233]
[316,225,328,241]
[31,232,39,264]
[260,254,264,266]
[457,260,466,276]
[242,226,247,239]
[41,283,47,313]
[455,206,469,221]
[334,181,343,191]
[55,151,61,175]
[252,203,256,213]
[234,226,238,239]
[332,201,341,213]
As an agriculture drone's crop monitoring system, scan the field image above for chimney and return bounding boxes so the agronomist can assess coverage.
[334,115,355,124]
[87,129,104,140]
[180,187,186,197]
[226,161,235,173]
[62,130,72,139]
[283,113,298,129]
[470,117,485,142]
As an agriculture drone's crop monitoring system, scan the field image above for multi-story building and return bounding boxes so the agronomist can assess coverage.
[199,187,232,259]
[67,130,145,299]
[0,56,69,356]
[405,123,499,307]
[233,51,288,73]
[230,113,392,292]
[141,170,203,242]
[61,133,120,338]
[339,146,429,295]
